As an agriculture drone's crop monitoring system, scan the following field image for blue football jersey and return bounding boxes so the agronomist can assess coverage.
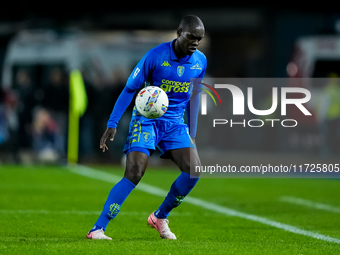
[126,39,207,120]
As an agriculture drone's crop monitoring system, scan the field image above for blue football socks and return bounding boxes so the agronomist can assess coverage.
[91,172,198,231]
[92,177,136,231]
[155,172,199,219]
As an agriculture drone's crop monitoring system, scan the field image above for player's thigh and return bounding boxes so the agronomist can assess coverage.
[158,121,194,155]
[169,147,201,177]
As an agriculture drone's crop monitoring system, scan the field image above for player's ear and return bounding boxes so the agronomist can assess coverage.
[177,27,182,38]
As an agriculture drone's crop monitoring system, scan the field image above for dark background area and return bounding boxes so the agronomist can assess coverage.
[0,3,339,77]
[1,3,340,164]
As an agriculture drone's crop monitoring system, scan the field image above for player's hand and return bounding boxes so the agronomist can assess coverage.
[100,128,117,152]
[191,137,196,145]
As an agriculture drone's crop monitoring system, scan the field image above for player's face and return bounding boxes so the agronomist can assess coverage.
[177,27,205,56]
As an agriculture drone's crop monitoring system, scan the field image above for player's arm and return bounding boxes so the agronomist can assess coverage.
[186,59,207,143]
[186,86,201,141]
[100,86,135,152]
[100,52,154,152]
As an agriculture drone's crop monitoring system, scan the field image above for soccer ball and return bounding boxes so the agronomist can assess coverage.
[135,86,168,119]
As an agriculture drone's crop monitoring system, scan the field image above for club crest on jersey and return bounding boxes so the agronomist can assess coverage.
[177,66,185,77]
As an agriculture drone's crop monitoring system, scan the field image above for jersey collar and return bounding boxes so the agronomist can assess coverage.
[169,39,194,64]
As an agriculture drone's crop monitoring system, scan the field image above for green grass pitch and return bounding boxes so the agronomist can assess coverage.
[1,164,340,254]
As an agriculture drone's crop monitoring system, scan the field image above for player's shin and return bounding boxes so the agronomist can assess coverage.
[155,172,199,219]
[92,177,135,231]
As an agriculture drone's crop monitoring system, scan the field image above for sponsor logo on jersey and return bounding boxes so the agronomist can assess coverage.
[160,79,190,93]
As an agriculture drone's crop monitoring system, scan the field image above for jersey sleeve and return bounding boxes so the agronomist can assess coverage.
[107,86,135,128]
[187,56,207,138]
[193,56,207,89]
[198,57,207,79]
[107,50,155,128]
[126,50,155,90]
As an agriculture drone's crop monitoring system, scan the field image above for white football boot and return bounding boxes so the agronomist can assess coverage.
[86,228,112,240]
[147,211,177,240]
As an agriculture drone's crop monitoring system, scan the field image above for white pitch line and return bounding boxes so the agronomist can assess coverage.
[280,196,340,214]
[0,210,192,216]
[69,164,340,244]
[0,210,101,215]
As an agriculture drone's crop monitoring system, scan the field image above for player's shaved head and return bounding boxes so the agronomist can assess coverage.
[174,15,205,58]
[178,15,204,32]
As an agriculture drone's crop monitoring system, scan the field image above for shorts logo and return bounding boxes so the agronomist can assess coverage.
[177,66,185,77]
[142,132,151,142]
[130,120,141,143]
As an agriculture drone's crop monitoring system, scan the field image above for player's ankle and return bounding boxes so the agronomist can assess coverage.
[154,209,168,219]
[90,225,105,233]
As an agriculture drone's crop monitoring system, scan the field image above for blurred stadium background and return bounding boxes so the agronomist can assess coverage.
[1,3,340,165]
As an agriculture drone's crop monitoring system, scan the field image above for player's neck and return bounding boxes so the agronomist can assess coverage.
[173,40,187,59]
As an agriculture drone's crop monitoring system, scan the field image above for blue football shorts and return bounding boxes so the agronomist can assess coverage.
[123,114,196,158]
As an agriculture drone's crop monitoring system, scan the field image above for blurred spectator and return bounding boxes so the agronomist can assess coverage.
[32,107,63,163]
[15,69,36,150]
[0,90,9,145]
[0,88,20,162]
[42,67,69,157]
[86,69,127,160]
[43,67,69,113]
[78,72,96,159]
[317,73,340,156]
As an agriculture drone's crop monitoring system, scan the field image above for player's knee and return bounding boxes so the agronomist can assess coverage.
[124,165,145,185]
[124,152,148,185]
[124,171,143,186]
[125,157,147,185]
[181,159,191,173]
[181,159,201,177]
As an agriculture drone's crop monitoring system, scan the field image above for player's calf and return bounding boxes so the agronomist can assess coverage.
[155,171,199,219]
